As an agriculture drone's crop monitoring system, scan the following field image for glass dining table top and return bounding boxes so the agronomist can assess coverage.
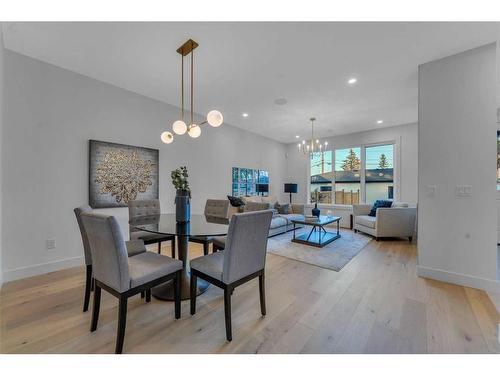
[129,214,229,237]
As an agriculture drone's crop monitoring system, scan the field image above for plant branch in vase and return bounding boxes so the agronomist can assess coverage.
[171,166,191,222]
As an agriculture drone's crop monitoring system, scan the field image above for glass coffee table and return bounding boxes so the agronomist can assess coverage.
[291,215,341,248]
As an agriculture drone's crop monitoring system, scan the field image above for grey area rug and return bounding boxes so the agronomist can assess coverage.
[267,228,372,271]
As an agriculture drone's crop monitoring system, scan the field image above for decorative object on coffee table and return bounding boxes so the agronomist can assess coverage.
[311,190,321,217]
[284,183,298,204]
[171,166,191,223]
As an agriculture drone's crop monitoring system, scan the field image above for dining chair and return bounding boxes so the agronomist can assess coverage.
[212,236,226,252]
[190,210,273,341]
[75,205,151,312]
[128,199,176,258]
[81,212,183,354]
[189,199,229,255]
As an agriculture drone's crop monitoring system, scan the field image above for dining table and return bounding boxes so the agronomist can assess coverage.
[129,213,229,301]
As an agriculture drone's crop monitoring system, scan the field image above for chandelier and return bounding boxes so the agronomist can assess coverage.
[298,117,328,158]
[161,39,223,144]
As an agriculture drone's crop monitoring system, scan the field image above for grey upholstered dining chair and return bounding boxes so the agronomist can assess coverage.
[74,205,150,312]
[189,199,230,255]
[190,210,273,341]
[128,199,176,257]
[80,212,183,354]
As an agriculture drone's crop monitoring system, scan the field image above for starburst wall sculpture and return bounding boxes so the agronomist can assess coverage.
[95,149,154,204]
[89,140,159,208]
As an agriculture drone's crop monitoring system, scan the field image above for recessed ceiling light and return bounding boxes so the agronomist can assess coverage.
[348,77,357,85]
[377,120,384,124]
[295,135,300,139]
[242,113,249,118]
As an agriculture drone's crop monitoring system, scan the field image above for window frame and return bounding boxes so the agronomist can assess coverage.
[307,139,399,206]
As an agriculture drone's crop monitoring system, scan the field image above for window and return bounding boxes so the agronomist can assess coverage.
[232,167,269,197]
[334,148,361,204]
[365,144,394,203]
[310,151,333,203]
[308,142,396,205]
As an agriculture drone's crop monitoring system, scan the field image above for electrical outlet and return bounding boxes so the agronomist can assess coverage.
[46,239,56,250]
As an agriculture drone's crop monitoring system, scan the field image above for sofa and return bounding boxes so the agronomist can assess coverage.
[353,202,416,241]
[228,195,305,237]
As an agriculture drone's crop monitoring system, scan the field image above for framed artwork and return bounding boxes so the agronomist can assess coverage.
[89,140,159,208]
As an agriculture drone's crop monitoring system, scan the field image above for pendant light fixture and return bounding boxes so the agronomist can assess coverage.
[297,117,328,158]
[161,39,223,144]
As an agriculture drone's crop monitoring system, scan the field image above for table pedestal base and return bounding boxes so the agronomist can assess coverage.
[152,269,210,301]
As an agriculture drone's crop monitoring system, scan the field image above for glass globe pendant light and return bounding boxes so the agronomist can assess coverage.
[161,39,223,144]
[172,120,187,135]
[160,131,174,144]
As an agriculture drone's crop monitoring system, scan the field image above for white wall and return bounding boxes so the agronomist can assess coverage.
[1,50,287,282]
[418,43,499,291]
[0,25,5,287]
[285,122,419,206]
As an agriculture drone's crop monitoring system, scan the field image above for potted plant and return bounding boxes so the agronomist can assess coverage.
[171,166,191,223]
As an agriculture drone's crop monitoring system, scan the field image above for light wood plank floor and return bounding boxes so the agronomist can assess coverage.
[1,239,499,354]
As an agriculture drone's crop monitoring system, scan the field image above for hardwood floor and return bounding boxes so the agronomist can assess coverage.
[1,239,499,354]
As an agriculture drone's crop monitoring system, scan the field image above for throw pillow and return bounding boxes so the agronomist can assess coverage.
[276,203,290,214]
[227,195,245,207]
[368,200,393,217]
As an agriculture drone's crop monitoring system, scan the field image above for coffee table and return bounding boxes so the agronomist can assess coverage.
[291,215,341,248]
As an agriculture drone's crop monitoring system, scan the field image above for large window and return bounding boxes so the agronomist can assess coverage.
[308,143,395,205]
[334,148,361,204]
[365,144,394,203]
[232,167,269,197]
[310,151,333,203]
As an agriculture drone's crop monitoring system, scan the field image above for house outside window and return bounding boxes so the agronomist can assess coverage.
[308,142,395,205]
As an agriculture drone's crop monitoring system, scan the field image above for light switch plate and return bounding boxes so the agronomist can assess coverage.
[46,239,56,250]
[426,185,436,197]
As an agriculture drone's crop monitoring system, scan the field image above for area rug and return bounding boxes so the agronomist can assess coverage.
[267,228,372,271]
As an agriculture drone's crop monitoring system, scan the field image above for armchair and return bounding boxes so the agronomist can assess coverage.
[353,203,416,241]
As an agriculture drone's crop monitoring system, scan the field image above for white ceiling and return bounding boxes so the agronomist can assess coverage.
[2,22,498,143]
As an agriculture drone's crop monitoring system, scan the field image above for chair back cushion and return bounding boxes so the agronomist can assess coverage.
[204,199,230,218]
[128,199,161,239]
[74,205,93,265]
[81,212,130,292]
[223,210,273,284]
[244,201,272,212]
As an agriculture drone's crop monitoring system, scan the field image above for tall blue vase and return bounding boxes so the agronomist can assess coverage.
[311,203,320,218]
[175,190,191,223]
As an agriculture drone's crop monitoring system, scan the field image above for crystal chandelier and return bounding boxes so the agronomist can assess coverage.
[298,117,328,158]
[161,39,223,144]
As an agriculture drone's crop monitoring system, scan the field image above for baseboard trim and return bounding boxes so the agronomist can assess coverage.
[416,265,500,293]
[3,256,84,283]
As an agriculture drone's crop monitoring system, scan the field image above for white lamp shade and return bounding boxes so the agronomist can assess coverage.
[172,120,187,135]
[187,124,201,138]
[207,110,223,127]
[161,131,174,144]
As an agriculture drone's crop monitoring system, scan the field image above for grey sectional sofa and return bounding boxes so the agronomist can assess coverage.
[228,196,305,237]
